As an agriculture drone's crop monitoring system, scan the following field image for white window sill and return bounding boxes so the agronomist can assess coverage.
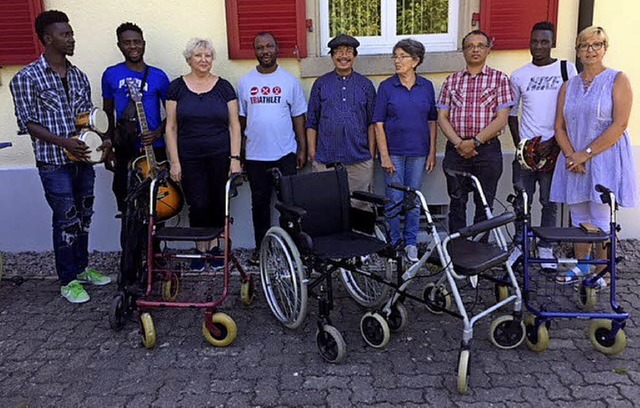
[300,50,465,78]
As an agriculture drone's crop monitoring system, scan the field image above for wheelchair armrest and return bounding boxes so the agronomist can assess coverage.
[275,202,307,219]
[455,212,517,240]
[388,183,414,193]
[351,191,389,206]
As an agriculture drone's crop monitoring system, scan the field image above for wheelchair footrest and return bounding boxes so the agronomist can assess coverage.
[448,240,509,275]
[155,227,223,241]
[531,227,609,243]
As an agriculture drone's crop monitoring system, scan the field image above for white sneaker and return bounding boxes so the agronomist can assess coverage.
[405,245,419,263]
[538,246,557,271]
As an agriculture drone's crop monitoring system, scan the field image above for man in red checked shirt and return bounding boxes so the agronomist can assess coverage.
[436,29,515,232]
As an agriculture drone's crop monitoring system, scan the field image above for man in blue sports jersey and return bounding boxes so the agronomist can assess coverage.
[101,22,170,214]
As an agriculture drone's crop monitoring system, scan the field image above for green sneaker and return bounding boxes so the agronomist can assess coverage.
[77,268,112,286]
[61,280,90,303]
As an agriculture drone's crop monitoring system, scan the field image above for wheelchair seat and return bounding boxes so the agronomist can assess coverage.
[276,167,391,257]
[447,239,509,276]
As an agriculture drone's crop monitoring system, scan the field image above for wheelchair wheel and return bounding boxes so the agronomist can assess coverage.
[524,316,550,353]
[339,225,392,308]
[140,312,156,349]
[578,284,598,311]
[161,272,180,302]
[202,312,238,347]
[588,319,627,355]
[240,276,256,306]
[422,283,451,314]
[387,302,408,333]
[360,312,391,348]
[260,227,307,329]
[109,292,127,331]
[316,325,346,363]
[489,315,526,350]
[457,349,470,394]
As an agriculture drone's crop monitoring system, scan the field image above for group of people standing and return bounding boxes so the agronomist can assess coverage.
[9,9,636,304]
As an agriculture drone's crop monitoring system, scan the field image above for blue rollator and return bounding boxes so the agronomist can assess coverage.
[513,184,628,355]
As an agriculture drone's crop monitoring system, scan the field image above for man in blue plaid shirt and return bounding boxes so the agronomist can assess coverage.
[10,10,111,304]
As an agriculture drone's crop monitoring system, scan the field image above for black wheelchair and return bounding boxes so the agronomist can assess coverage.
[259,164,394,363]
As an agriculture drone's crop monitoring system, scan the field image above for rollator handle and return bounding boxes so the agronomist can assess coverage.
[595,184,612,194]
[455,211,516,239]
[595,184,614,205]
[388,183,414,193]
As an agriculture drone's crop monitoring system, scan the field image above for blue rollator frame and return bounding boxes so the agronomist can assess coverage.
[515,184,628,355]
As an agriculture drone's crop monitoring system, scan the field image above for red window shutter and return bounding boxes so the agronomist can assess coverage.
[0,0,44,66]
[225,0,307,59]
[480,0,559,50]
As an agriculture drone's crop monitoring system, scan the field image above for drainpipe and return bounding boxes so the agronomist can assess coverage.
[576,0,595,72]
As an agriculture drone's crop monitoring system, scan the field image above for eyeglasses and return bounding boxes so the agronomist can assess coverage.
[577,42,605,51]
[463,44,490,51]
[390,55,413,61]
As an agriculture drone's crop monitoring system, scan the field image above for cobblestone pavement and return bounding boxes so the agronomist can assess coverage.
[1,242,639,407]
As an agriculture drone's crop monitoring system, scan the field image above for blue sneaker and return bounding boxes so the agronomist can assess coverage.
[191,250,206,272]
[207,247,225,271]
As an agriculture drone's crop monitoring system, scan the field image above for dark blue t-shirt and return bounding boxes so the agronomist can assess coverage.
[101,62,170,147]
[167,77,237,159]
[373,74,437,157]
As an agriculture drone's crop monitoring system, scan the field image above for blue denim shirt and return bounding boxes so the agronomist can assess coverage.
[373,74,437,157]
[306,70,376,165]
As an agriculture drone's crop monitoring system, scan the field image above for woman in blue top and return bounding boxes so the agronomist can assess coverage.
[373,38,438,263]
[551,26,638,286]
[165,38,242,270]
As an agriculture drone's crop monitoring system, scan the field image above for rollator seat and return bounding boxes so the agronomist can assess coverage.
[155,226,223,241]
[531,226,609,243]
[311,231,390,259]
[447,239,509,275]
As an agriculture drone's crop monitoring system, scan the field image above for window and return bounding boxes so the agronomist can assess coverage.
[319,0,459,55]
[0,0,44,66]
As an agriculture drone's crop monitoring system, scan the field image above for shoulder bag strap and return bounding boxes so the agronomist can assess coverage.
[560,60,568,82]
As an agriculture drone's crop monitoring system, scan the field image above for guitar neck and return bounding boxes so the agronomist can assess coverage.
[134,101,158,176]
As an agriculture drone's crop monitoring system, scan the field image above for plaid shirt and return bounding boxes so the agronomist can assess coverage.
[10,55,92,165]
[436,65,514,139]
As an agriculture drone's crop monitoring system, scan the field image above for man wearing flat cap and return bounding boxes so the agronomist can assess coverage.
[306,33,376,207]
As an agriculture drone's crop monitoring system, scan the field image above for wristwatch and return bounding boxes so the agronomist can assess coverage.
[473,137,482,147]
[585,147,593,156]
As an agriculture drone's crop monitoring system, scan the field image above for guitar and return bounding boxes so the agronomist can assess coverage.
[125,77,184,221]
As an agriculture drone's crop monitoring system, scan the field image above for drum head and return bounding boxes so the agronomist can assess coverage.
[78,129,104,163]
[90,107,109,134]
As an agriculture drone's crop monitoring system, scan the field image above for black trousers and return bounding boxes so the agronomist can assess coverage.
[245,153,297,249]
[180,154,230,229]
[442,140,503,233]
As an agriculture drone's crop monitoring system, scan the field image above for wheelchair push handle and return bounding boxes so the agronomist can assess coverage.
[388,183,414,193]
[444,169,472,179]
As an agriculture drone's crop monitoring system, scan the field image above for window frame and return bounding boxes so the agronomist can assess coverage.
[318,0,460,56]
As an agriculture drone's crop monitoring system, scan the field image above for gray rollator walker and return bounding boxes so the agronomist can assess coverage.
[361,170,524,394]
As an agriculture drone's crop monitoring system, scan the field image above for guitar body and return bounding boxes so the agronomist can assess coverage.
[131,156,184,222]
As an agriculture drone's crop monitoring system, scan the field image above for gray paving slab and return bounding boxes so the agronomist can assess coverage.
[1,241,639,407]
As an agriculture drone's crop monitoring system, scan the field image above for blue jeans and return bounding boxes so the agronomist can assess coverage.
[512,159,557,248]
[38,162,95,285]
[384,155,426,247]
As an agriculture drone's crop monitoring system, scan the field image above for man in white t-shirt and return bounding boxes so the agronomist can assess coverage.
[509,21,577,269]
[238,32,308,265]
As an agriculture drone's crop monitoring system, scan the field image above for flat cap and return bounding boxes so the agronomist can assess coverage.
[327,33,360,50]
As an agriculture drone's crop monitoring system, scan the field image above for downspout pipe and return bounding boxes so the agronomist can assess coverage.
[576,0,595,72]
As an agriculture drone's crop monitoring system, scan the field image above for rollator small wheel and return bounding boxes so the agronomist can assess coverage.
[109,293,127,331]
[240,276,256,306]
[202,312,238,347]
[489,315,526,350]
[316,325,347,363]
[422,283,451,315]
[139,312,156,349]
[161,273,180,302]
[589,319,627,355]
[360,312,391,348]
[457,349,470,394]
[524,316,550,353]
[578,285,598,311]
[388,302,408,332]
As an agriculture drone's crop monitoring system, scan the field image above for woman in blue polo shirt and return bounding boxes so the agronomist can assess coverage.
[374,38,438,263]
